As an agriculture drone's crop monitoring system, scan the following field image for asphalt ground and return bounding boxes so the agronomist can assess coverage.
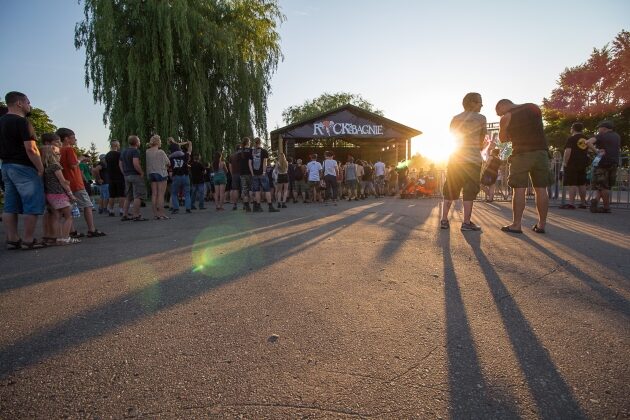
[0,197,628,419]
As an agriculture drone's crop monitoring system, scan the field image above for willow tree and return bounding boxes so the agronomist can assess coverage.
[75,0,283,158]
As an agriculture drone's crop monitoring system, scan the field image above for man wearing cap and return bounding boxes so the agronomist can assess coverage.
[496,99,550,234]
[587,121,621,213]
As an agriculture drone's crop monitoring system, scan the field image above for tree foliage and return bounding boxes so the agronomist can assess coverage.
[281,92,383,125]
[542,30,629,149]
[0,101,57,140]
[75,0,284,159]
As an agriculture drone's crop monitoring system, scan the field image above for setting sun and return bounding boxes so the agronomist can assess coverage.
[411,131,457,163]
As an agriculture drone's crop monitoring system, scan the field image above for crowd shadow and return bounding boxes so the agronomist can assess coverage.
[438,232,520,418]
[462,233,586,420]
[0,205,378,378]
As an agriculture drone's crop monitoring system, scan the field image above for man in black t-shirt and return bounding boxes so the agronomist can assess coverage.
[0,91,46,249]
[249,137,278,212]
[105,140,125,216]
[169,142,192,213]
[560,122,589,209]
[237,137,253,212]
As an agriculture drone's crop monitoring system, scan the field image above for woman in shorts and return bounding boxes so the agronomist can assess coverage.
[146,135,170,219]
[212,151,228,210]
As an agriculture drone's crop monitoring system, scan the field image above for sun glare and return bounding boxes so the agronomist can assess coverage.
[411,132,456,164]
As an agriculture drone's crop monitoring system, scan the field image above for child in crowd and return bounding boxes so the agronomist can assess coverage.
[41,145,80,245]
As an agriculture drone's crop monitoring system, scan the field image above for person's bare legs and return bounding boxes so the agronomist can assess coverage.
[441,199,453,222]
[218,184,225,208]
[157,181,167,217]
[578,185,586,205]
[533,187,548,229]
[601,189,611,209]
[462,200,473,224]
[509,187,526,230]
[83,207,96,231]
[568,186,577,206]
[59,207,73,238]
[131,197,141,218]
[151,182,159,218]
[3,213,20,242]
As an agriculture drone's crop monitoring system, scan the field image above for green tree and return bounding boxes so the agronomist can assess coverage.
[75,0,284,159]
[281,92,383,125]
[542,30,629,149]
[0,101,57,140]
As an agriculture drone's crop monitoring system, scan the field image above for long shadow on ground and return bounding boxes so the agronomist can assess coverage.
[462,233,586,420]
[0,206,377,378]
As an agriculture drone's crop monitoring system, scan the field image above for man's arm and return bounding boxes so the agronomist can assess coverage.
[132,157,143,177]
[562,149,571,168]
[187,141,192,154]
[119,160,124,175]
[586,136,599,153]
[498,113,511,142]
[24,140,44,176]
[262,158,267,175]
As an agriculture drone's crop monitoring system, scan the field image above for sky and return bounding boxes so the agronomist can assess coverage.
[1,0,628,161]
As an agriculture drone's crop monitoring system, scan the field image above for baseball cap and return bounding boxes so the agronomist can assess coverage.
[597,120,614,129]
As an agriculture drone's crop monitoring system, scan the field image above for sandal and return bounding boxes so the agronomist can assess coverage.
[532,224,546,234]
[70,231,85,238]
[21,239,48,250]
[6,239,22,250]
[57,237,81,245]
[501,225,523,234]
[87,230,107,237]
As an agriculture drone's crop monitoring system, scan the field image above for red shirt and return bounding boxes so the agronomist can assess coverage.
[60,146,85,192]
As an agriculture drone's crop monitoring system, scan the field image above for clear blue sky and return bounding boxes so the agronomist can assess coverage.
[1,0,628,160]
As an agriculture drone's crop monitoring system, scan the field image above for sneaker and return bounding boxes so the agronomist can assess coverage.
[232,204,237,211]
[185,209,192,214]
[577,203,588,209]
[281,203,287,208]
[244,203,252,212]
[108,211,115,217]
[268,204,279,212]
[461,222,481,231]
[171,209,179,214]
[254,204,264,213]
[191,206,197,210]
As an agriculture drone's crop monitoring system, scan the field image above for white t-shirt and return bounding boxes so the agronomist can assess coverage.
[306,161,323,181]
[374,161,386,176]
[323,159,338,176]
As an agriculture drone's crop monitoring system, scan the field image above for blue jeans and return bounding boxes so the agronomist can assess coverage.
[192,183,206,208]
[171,175,191,210]
[1,163,45,215]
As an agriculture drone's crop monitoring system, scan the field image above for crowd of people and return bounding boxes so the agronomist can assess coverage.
[0,90,623,249]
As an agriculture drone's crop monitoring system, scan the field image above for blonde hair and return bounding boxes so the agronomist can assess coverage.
[40,145,60,168]
[277,152,288,173]
[149,134,161,147]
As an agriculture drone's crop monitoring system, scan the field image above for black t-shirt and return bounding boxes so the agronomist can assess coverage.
[190,160,205,184]
[506,103,548,154]
[287,163,296,181]
[121,147,141,175]
[249,147,269,175]
[564,133,589,168]
[595,131,621,167]
[96,162,109,184]
[229,150,241,175]
[237,147,252,174]
[170,152,190,176]
[294,164,305,181]
[105,150,124,182]
[363,165,373,181]
[0,114,37,167]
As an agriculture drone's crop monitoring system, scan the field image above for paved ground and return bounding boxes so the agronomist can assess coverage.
[0,198,628,419]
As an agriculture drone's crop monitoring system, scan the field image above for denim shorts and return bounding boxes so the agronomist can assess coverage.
[149,173,168,182]
[99,183,110,200]
[1,163,45,215]
[251,174,270,192]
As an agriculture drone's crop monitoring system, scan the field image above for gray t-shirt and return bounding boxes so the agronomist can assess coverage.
[146,147,170,177]
[449,111,486,164]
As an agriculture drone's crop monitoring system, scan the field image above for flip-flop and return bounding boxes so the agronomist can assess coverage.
[532,224,546,233]
[501,225,523,234]
[6,239,22,250]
